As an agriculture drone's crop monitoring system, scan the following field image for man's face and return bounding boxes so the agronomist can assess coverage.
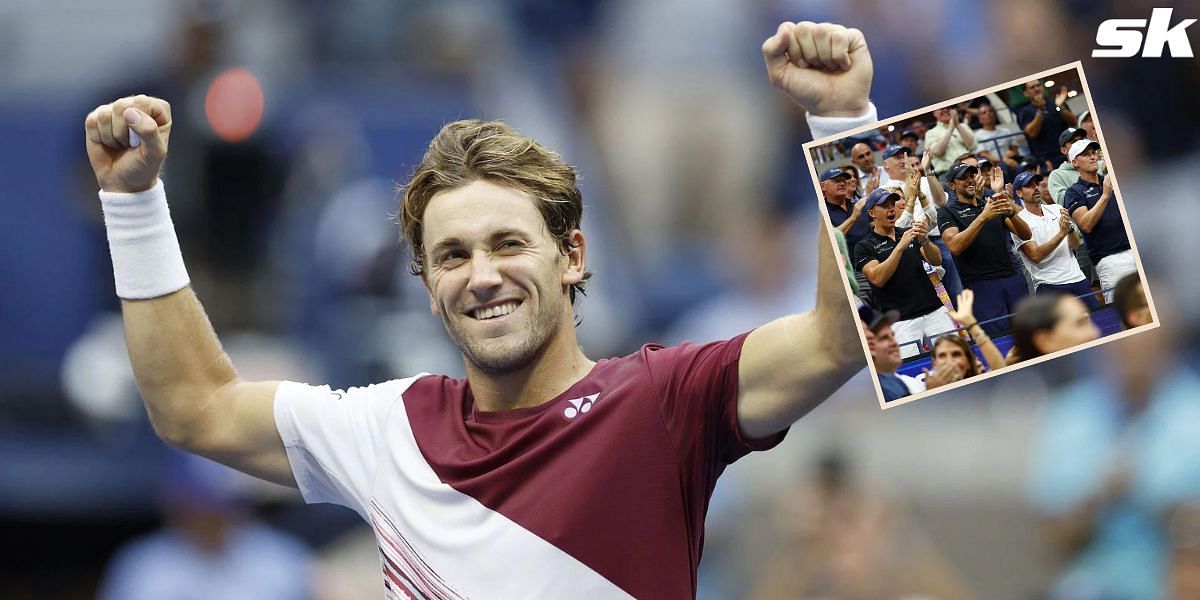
[1061,131,1086,157]
[932,340,970,378]
[871,324,902,372]
[1024,80,1043,100]
[869,198,897,228]
[821,176,849,201]
[952,169,978,200]
[1038,296,1101,355]
[1018,182,1041,205]
[900,136,918,151]
[911,121,927,137]
[932,108,951,124]
[978,104,997,127]
[882,153,908,178]
[421,180,584,374]
[1082,118,1097,140]
[851,144,874,172]
[1072,147,1100,174]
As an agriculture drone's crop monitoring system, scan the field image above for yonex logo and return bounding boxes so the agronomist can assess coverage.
[1094,8,1195,58]
[563,393,600,419]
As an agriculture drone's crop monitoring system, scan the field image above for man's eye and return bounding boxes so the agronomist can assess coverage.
[437,251,467,265]
[498,240,523,251]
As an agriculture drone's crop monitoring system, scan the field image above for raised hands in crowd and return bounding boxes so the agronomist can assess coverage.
[945,289,1007,375]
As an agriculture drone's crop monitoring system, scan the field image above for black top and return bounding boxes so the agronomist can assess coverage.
[1016,103,1070,166]
[1063,174,1130,264]
[937,200,1020,284]
[826,199,872,249]
[853,228,943,320]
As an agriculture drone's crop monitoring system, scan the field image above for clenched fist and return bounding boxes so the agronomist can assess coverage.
[84,95,172,193]
[762,21,873,117]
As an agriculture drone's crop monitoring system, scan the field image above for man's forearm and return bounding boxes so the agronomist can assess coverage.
[948,219,987,255]
[122,288,239,446]
[1077,194,1111,232]
[1025,111,1044,138]
[956,123,975,148]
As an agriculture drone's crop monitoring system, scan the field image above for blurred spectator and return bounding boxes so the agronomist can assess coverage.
[1169,502,1200,600]
[1028,319,1200,600]
[907,119,929,156]
[899,127,921,155]
[925,107,976,175]
[97,453,313,600]
[840,163,864,201]
[1064,140,1133,302]
[855,188,952,359]
[1009,172,1099,310]
[1016,79,1078,172]
[1078,110,1097,142]
[1009,293,1099,363]
[822,168,870,250]
[1048,127,1088,205]
[973,102,1022,170]
[750,449,972,599]
[851,142,883,191]
[939,163,1031,335]
[1113,273,1151,330]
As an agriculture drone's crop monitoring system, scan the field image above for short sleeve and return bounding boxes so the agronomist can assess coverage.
[643,333,784,468]
[1015,105,1034,129]
[937,206,958,233]
[853,237,876,272]
[1010,213,1033,248]
[274,378,419,517]
[1063,186,1085,215]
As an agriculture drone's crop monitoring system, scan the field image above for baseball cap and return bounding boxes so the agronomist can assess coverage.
[858,302,900,332]
[946,162,979,181]
[900,128,919,140]
[1079,110,1092,123]
[1068,139,1101,161]
[863,187,901,211]
[820,167,852,182]
[881,145,911,160]
[1058,127,1085,148]
[1013,171,1044,189]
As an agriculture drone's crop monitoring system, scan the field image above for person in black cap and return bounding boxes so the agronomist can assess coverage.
[821,167,871,249]
[1016,79,1078,172]
[858,303,921,402]
[854,187,953,358]
[899,128,920,156]
[938,162,1032,335]
[1064,139,1133,302]
[1047,127,1088,205]
[1009,171,1099,309]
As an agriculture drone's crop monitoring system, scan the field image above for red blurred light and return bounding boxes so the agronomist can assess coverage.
[205,67,265,143]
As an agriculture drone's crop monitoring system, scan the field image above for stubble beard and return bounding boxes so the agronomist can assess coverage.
[441,296,561,376]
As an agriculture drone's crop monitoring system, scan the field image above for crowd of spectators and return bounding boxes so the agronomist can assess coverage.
[822,74,1144,402]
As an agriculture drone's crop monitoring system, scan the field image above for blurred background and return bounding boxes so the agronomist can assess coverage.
[2,0,1199,598]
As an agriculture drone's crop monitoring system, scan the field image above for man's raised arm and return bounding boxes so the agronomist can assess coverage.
[738,22,874,437]
[85,96,295,487]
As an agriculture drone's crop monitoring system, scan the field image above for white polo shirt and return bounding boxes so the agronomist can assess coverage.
[1011,203,1087,287]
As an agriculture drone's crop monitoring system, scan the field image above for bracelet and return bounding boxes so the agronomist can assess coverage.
[962,321,980,331]
[99,179,191,299]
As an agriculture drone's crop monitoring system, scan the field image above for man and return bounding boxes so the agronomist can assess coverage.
[973,102,1022,170]
[861,306,922,402]
[84,20,874,599]
[1047,127,1088,205]
[925,107,976,175]
[822,167,870,249]
[878,145,961,302]
[1078,110,1097,141]
[1016,79,1078,171]
[850,142,882,191]
[1008,172,1099,309]
[1063,139,1133,303]
[854,188,952,359]
[899,128,920,155]
[938,162,1032,335]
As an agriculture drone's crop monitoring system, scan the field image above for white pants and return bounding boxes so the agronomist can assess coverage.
[1096,250,1137,303]
[892,306,957,359]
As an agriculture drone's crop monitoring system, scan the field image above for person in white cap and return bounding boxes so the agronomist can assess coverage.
[1063,139,1133,302]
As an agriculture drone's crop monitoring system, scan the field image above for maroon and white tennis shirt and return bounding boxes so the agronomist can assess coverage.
[274,332,786,599]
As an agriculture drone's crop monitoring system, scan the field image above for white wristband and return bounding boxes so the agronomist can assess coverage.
[806,102,879,141]
[99,179,191,299]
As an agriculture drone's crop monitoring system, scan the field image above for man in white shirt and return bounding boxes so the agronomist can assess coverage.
[925,107,976,175]
[973,103,1022,170]
[1009,171,1100,310]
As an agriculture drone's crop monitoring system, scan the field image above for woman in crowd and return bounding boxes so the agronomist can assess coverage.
[1008,293,1100,363]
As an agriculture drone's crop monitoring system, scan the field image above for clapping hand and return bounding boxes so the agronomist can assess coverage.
[1055,86,1070,108]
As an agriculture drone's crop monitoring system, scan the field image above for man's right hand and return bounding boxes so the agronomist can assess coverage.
[852,198,867,215]
[84,95,172,193]
[762,21,873,117]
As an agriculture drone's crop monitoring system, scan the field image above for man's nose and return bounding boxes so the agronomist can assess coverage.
[466,252,503,296]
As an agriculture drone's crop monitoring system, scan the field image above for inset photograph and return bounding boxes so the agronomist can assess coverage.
[806,63,1158,407]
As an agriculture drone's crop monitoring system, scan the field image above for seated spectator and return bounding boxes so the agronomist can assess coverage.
[1008,292,1100,363]
[841,163,863,200]
[1047,128,1088,205]
[1113,272,1152,329]
[922,289,1007,391]
[860,304,922,402]
[822,167,870,249]
[851,142,883,191]
[973,102,1022,170]
[1064,139,1134,302]
[939,163,1032,334]
[1009,171,1099,309]
[925,107,976,175]
[1016,79,1078,172]
[854,188,954,359]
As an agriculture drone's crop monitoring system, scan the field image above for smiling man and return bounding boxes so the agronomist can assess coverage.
[85,19,878,600]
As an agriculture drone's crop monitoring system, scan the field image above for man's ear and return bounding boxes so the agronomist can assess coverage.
[1032,330,1052,355]
[561,229,587,286]
[422,274,440,317]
